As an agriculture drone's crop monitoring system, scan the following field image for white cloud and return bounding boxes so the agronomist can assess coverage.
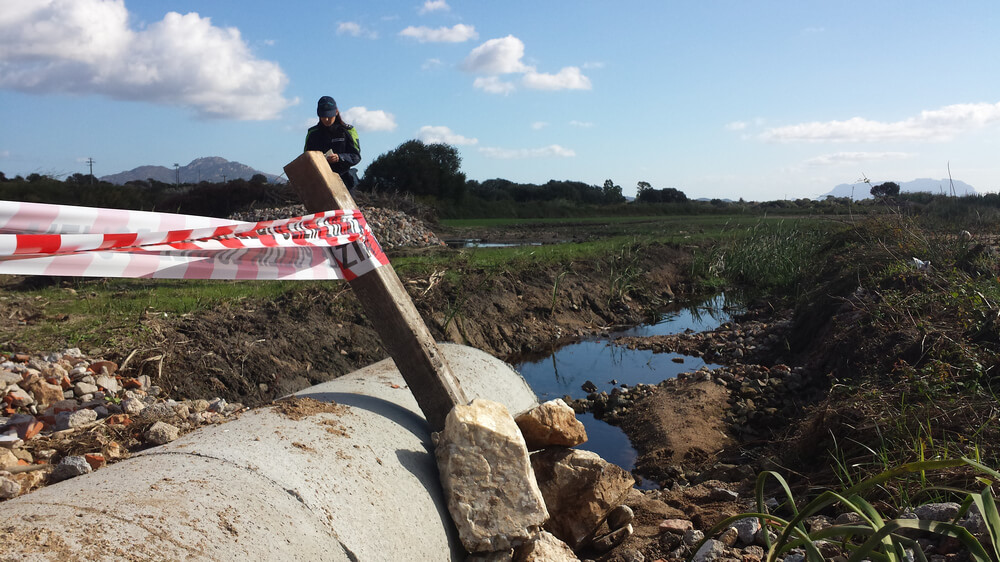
[473,76,516,95]
[0,150,10,159]
[462,35,530,74]
[569,120,594,128]
[522,67,591,91]
[761,102,1000,143]
[417,125,478,146]
[337,21,377,39]
[0,0,292,120]
[399,24,477,43]
[479,145,576,159]
[582,61,605,69]
[725,121,748,131]
[341,106,397,132]
[462,35,592,94]
[804,152,912,166]
[531,121,549,130]
[419,0,449,14]
[422,58,444,70]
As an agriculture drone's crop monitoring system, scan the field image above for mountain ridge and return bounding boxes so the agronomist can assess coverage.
[822,178,978,200]
[100,157,283,185]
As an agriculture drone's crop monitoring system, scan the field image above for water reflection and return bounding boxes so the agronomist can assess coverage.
[515,295,735,474]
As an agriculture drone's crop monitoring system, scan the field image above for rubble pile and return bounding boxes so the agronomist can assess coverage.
[0,349,244,500]
[229,204,445,250]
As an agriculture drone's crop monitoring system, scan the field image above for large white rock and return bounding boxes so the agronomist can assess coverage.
[514,399,587,451]
[436,399,549,553]
[530,448,635,549]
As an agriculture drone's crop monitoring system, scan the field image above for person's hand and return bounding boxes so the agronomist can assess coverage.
[327,152,340,163]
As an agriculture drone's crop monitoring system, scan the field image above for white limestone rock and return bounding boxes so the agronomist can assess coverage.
[436,399,549,553]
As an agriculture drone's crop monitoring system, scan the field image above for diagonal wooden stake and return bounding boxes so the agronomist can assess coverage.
[284,151,468,430]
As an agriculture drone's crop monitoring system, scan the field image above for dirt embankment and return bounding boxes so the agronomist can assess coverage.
[132,242,691,407]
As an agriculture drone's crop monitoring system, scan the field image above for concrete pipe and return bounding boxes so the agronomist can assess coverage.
[0,343,538,561]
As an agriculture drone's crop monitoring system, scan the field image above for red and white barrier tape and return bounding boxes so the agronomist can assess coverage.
[0,201,388,280]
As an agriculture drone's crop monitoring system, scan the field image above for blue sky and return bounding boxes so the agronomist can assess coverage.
[2,0,999,200]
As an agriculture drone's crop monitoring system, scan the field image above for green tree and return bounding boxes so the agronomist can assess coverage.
[870,181,900,198]
[250,173,268,184]
[601,179,625,204]
[360,140,466,201]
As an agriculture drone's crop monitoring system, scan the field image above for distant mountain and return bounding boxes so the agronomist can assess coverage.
[822,178,978,200]
[100,157,283,185]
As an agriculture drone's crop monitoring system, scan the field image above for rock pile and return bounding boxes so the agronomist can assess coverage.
[437,398,638,561]
[229,204,445,250]
[0,349,244,500]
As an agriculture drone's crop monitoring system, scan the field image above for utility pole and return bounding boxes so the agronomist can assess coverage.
[221,174,227,184]
[86,158,95,185]
[173,163,180,186]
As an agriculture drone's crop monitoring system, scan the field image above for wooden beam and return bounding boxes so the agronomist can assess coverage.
[283,151,468,430]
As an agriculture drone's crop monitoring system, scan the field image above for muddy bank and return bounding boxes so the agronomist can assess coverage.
[124,242,691,408]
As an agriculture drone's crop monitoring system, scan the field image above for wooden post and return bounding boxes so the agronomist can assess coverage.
[284,151,468,430]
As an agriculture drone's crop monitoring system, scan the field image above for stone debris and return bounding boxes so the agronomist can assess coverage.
[230,203,445,250]
[435,398,548,553]
[514,398,587,451]
[530,447,635,550]
[0,348,246,500]
[145,421,181,445]
[512,530,580,561]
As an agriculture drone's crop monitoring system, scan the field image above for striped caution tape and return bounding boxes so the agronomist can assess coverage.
[0,201,388,280]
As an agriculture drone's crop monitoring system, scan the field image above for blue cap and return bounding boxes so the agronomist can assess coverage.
[317,96,338,118]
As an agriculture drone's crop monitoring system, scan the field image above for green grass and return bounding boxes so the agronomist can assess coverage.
[694,459,1000,562]
[0,278,303,351]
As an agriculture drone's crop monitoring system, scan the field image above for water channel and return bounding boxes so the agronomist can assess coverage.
[513,295,734,484]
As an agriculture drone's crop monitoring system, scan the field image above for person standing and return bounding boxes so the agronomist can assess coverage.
[304,95,361,190]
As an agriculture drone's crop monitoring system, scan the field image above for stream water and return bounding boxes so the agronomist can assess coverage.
[513,295,734,482]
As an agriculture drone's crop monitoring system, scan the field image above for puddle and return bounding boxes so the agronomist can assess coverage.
[514,295,734,483]
[444,239,544,248]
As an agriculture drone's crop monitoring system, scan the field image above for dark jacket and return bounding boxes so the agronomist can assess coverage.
[304,121,361,185]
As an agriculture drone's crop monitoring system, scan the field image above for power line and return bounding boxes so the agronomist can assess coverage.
[86,157,95,185]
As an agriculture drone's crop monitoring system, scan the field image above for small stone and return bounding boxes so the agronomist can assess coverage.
[121,397,146,415]
[581,380,598,393]
[607,505,635,530]
[660,519,694,534]
[5,385,33,407]
[145,421,180,445]
[24,379,64,408]
[512,530,579,561]
[692,539,726,562]
[0,476,21,499]
[592,523,633,553]
[683,529,705,546]
[84,453,106,470]
[50,455,93,482]
[0,448,18,469]
[709,487,739,501]
[56,408,98,430]
[73,381,99,396]
[731,517,762,545]
[140,402,176,420]
[95,374,120,394]
[914,502,962,522]
[718,526,739,547]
